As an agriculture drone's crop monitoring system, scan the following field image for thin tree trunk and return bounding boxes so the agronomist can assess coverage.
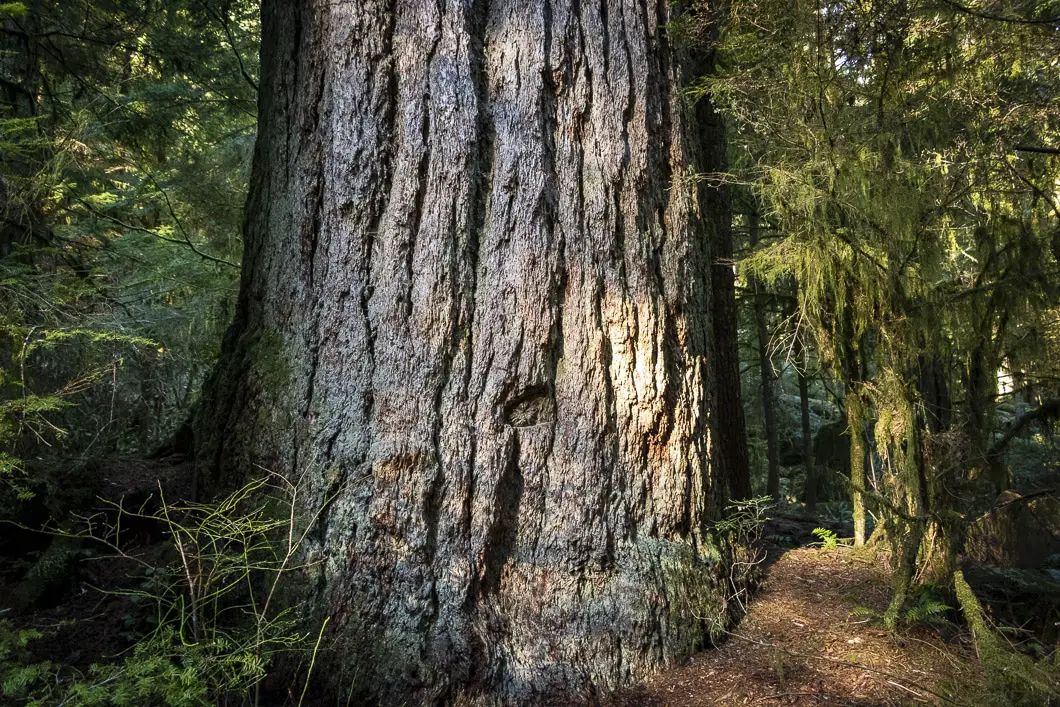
[747,209,780,498]
[0,3,43,256]
[796,339,816,510]
[917,355,951,434]
[198,1,735,703]
[968,343,1003,491]
[841,330,867,546]
[838,286,868,546]
[848,394,868,546]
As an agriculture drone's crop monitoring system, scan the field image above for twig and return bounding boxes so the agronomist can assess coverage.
[1015,145,1060,155]
[76,197,239,269]
[160,482,201,643]
[755,692,823,703]
[887,679,929,701]
[298,616,330,707]
[194,0,259,93]
[56,669,126,707]
[988,400,1060,457]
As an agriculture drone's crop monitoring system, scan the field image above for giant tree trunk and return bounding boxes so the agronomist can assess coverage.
[199,1,734,703]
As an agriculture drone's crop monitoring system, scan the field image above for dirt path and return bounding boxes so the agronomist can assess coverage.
[618,547,987,706]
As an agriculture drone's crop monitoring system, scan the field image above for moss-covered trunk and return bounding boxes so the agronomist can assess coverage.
[848,395,868,546]
[197,1,737,703]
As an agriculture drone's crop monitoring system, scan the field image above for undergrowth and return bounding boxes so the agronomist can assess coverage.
[850,582,952,629]
[810,526,853,551]
[714,496,773,616]
[1,473,332,706]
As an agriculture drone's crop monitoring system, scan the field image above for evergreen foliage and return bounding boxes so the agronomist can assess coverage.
[711,0,1060,625]
[1,476,328,706]
[0,0,256,487]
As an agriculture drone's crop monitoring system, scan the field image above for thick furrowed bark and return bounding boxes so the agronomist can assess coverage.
[198,1,734,703]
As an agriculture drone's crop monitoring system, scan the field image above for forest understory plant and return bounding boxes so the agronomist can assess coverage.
[714,496,773,616]
[1,471,333,706]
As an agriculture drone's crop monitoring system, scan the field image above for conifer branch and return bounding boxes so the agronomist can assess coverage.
[938,0,1060,25]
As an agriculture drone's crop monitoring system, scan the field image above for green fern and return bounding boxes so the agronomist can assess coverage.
[812,527,839,550]
[849,584,951,628]
[903,594,951,626]
[849,605,879,620]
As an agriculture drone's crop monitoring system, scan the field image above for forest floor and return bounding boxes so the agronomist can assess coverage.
[617,541,988,706]
[3,460,1003,705]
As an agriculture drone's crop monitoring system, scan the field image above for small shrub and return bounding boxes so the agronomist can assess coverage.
[3,473,333,705]
[714,496,773,615]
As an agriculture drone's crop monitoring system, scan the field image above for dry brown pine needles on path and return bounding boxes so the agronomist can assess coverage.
[616,546,987,706]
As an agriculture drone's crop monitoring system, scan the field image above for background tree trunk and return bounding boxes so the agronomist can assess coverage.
[0,3,44,256]
[198,1,736,703]
[705,160,751,501]
[747,209,780,498]
[696,14,751,504]
[848,394,868,546]
[795,338,816,510]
